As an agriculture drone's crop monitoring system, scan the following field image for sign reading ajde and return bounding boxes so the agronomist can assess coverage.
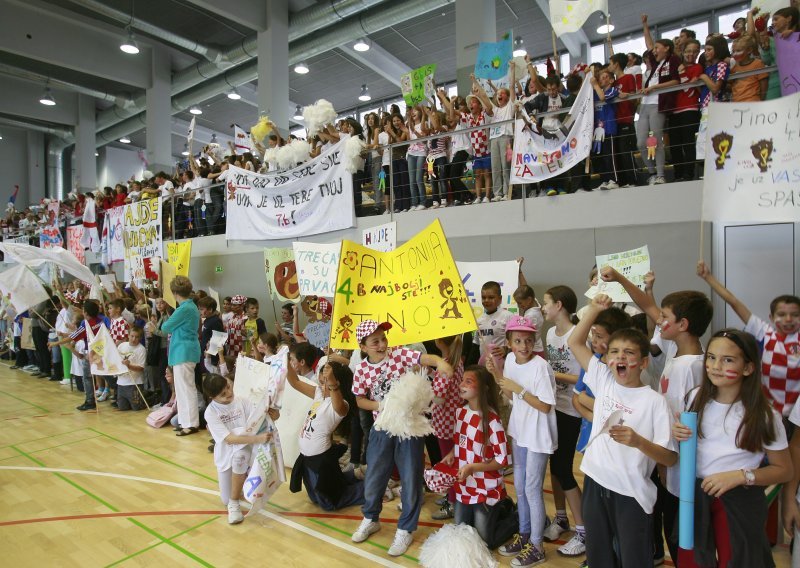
[123,197,162,281]
[329,219,477,350]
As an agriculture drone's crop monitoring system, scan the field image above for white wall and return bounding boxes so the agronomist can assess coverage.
[98,146,147,188]
[0,128,31,207]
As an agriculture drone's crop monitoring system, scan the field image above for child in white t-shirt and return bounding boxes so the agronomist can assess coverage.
[116,327,147,411]
[513,284,546,359]
[487,315,556,565]
[287,360,364,511]
[568,294,677,568]
[203,373,274,525]
[473,281,512,365]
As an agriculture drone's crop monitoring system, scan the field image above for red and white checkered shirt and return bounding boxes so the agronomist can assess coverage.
[109,316,129,345]
[745,315,800,417]
[226,313,246,358]
[352,347,421,419]
[431,362,465,439]
[453,406,509,505]
[460,111,490,158]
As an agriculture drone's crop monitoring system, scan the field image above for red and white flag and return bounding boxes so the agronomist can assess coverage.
[233,124,251,153]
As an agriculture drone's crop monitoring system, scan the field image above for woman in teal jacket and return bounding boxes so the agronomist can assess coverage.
[162,276,201,436]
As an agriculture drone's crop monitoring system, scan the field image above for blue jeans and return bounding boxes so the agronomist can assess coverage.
[406,154,426,207]
[304,466,365,511]
[363,428,424,532]
[454,501,495,544]
[513,440,549,544]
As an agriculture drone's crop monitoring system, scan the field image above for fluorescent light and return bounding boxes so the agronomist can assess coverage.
[513,36,526,57]
[597,23,615,34]
[227,88,241,100]
[293,104,303,120]
[119,137,131,144]
[189,106,203,115]
[210,133,217,143]
[294,61,309,74]
[353,38,370,52]
[120,27,139,54]
[95,152,99,156]
[181,144,189,156]
[358,84,371,102]
[39,87,56,106]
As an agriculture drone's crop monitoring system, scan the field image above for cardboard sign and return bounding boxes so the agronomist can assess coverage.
[293,241,340,298]
[587,245,650,303]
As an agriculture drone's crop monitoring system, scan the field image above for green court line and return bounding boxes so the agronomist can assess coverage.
[1,427,89,449]
[10,446,214,567]
[88,428,217,484]
[0,436,103,462]
[104,516,219,568]
[0,390,49,413]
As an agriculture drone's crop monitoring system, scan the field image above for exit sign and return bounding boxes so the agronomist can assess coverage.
[215,266,223,273]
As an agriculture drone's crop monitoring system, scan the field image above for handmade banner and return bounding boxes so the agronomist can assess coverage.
[40,200,63,250]
[362,221,397,252]
[128,256,160,284]
[456,260,520,317]
[775,32,800,96]
[330,219,477,350]
[221,141,355,240]
[401,64,437,106]
[86,323,125,376]
[66,225,86,265]
[99,274,116,294]
[0,264,49,313]
[100,205,125,266]
[586,245,651,303]
[264,248,300,303]
[233,124,251,153]
[701,91,800,223]
[474,34,513,81]
[206,330,228,355]
[304,320,331,350]
[1,236,27,264]
[293,241,340,297]
[123,198,162,282]
[550,0,608,36]
[166,240,192,277]
[161,260,178,308]
[511,76,594,183]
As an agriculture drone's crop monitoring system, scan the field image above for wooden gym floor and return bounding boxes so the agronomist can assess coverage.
[0,362,792,567]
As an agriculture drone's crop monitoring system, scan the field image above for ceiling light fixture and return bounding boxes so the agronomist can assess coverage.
[294,61,309,74]
[597,14,615,35]
[95,152,99,156]
[353,38,370,52]
[120,26,140,54]
[227,87,241,100]
[210,133,217,143]
[181,143,189,156]
[189,106,203,115]
[119,137,131,144]
[513,36,526,57]
[39,86,56,106]
[293,104,303,120]
[358,84,371,102]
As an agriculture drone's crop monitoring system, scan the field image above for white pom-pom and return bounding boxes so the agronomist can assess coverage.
[205,143,224,164]
[143,170,154,180]
[343,136,366,173]
[275,145,297,170]
[373,372,433,440]
[419,524,498,568]
[302,99,337,137]
[288,139,311,165]
[263,146,280,168]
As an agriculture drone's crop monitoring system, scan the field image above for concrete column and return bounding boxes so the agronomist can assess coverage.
[257,0,289,131]
[96,146,108,189]
[146,46,173,175]
[455,0,496,95]
[74,94,97,193]
[26,131,46,203]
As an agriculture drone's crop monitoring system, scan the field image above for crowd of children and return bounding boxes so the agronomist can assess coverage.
[3,248,798,568]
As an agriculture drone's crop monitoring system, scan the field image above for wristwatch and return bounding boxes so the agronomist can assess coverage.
[742,468,756,486]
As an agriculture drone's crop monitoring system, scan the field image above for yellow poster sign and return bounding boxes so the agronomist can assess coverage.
[166,240,192,277]
[330,219,477,349]
[161,260,178,308]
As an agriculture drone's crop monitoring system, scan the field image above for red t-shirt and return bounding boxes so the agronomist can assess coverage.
[614,74,637,124]
[674,63,703,113]
[114,193,127,207]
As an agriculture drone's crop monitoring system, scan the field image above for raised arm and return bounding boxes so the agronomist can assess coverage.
[471,73,494,114]
[286,357,316,399]
[642,14,654,51]
[569,294,612,370]
[600,266,660,323]
[696,260,752,324]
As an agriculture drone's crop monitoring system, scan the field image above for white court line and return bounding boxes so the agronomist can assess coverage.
[0,466,404,568]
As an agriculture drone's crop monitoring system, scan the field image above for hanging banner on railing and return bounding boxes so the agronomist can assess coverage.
[66,226,85,265]
[39,201,63,250]
[100,205,125,266]
[166,240,192,277]
[511,76,594,184]
[702,91,800,223]
[220,142,355,240]
[123,198,162,282]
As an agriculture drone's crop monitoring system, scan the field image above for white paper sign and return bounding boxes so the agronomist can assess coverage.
[206,330,228,355]
[702,91,800,223]
[456,260,520,316]
[511,77,594,184]
[99,274,116,294]
[292,241,340,297]
[588,245,650,303]
[584,409,625,450]
[304,320,331,350]
[222,141,355,240]
[362,221,397,252]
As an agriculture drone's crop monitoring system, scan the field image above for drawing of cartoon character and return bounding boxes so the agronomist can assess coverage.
[336,315,354,342]
[750,138,774,173]
[711,132,734,170]
[439,278,462,319]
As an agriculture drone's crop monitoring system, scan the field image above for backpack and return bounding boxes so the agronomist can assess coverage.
[145,401,176,428]
[485,497,520,550]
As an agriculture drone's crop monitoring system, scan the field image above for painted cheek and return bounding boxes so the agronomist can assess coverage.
[660,321,671,332]
[724,369,740,380]
[627,361,639,368]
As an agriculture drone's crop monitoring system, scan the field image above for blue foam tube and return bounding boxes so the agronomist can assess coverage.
[679,411,698,550]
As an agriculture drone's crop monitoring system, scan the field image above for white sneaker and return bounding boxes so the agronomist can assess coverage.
[95,388,103,396]
[227,499,244,524]
[97,390,109,402]
[605,180,620,190]
[647,175,657,185]
[654,176,666,184]
[431,201,439,209]
[558,533,586,556]
[481,197,490,204]
[60,379,71,386]
[596,181,609,190]
[23,365,37,372]
[491,195,504,202]
[388,529,413,557]
[543,517,569,541]
[471,198,481,205]
[352,517,380,543]
[417,204,427,210]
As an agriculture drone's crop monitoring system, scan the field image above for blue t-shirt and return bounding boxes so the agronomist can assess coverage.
[575,353,602,452]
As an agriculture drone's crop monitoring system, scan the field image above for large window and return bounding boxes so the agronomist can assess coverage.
[661,21,709,42]
[612,36,647,58]
[590,43,606,64]
[718,8,748,36]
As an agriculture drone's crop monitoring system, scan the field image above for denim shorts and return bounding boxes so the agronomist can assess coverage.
[473,155,491,171]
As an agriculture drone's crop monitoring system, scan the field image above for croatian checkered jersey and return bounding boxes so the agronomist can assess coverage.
[453,406,509,505]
